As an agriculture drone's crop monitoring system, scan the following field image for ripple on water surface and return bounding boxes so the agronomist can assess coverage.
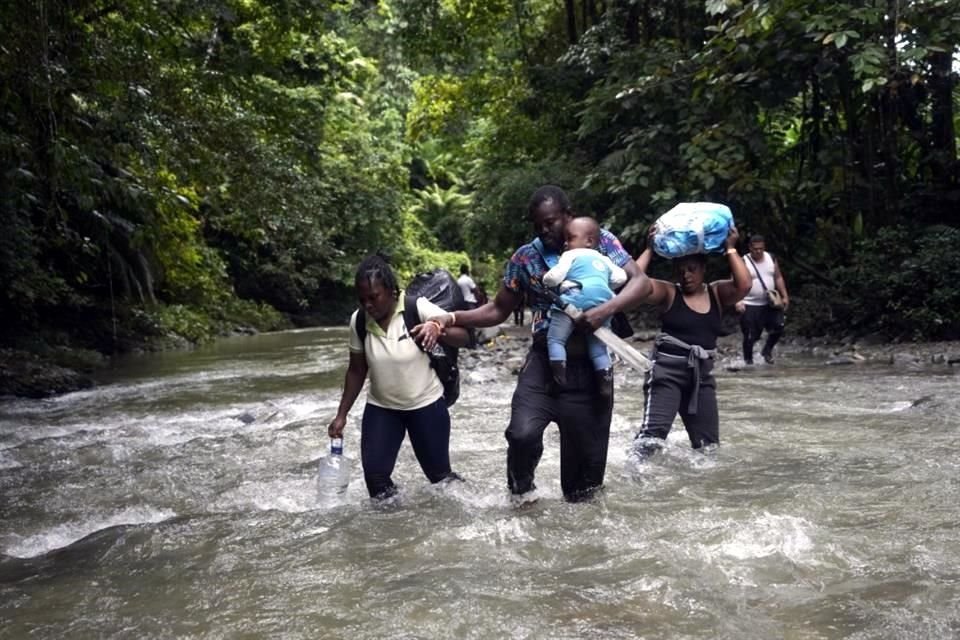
[2,333,960,638]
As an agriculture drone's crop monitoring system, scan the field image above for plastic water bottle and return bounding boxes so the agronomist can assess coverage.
[317,437,351,502]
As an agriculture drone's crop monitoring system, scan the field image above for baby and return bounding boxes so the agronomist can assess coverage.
[543,216,627,398]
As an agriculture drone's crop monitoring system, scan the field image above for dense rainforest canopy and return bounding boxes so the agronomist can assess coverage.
[2,0,958,357]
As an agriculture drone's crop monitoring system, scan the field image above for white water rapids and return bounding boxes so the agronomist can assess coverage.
[2,327,959,638]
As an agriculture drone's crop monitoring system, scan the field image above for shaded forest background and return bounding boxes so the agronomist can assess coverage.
[2,0,958,361]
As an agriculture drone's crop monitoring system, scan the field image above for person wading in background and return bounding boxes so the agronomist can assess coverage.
[736,234,790,365]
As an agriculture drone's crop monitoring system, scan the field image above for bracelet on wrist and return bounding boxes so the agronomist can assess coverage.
[448,312,456,327]
[726,248,738,255]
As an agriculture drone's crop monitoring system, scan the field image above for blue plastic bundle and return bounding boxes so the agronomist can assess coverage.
[652,202,733,258]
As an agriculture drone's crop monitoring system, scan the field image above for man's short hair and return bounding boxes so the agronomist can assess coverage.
[460,264,470,275]
[527,185,572,219]
[749,234,765,244]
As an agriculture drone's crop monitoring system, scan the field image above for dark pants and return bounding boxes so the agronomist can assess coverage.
[637,354,718,450]
[464,302,479,348]
[507,342,612,501]
[361,398,455,498]
[740,304,784,363]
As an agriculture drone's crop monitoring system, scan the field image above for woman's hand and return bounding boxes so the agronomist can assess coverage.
[328,415,347,439]
[725,225,740,251]
[409,320,444,351]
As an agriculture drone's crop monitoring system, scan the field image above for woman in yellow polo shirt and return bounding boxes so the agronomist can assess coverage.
[327,255,469,499]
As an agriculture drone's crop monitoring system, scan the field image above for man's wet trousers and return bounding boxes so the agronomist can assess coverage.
[506,343,612,500]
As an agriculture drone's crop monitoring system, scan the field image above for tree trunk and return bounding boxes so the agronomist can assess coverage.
[880,0,899,222]
[512,0,531,63]
[585,0,599,27]
[674,1,683,42]
[626,0,640,44]
[617,0,640,44]
[564,0,578,44]
[642,0,653,44]
[928,49,957,188]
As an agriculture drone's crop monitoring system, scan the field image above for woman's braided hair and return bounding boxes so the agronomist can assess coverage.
[355,253,400,299]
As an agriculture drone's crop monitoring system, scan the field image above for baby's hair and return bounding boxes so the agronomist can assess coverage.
[355,252,400,299]
[567,216,600,246]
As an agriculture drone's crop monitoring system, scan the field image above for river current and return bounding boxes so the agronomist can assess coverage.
[2,327,959,639]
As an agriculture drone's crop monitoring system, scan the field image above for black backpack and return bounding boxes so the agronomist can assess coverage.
[354,269,466,407]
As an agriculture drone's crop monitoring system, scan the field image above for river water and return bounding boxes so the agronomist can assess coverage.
[1,327,959,639]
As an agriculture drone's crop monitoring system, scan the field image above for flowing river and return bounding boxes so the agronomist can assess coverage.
[2,327,959,639]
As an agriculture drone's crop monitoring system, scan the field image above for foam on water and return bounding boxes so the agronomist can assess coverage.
[3,330,959,638]
[714,512,814,561]
[211,470,367,514]
[0,448,21,470]
[3,506,176,558]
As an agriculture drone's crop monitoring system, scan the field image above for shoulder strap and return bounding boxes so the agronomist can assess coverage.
[402,294,425,352]
[355,308,367,344]
[662,283,680,312]
[708,282,722,318]
[746,255,768,291]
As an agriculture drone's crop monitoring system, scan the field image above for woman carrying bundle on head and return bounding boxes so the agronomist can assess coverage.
[631,209,752,458]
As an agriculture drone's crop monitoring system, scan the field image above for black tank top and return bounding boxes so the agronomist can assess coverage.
[659,284,722,354]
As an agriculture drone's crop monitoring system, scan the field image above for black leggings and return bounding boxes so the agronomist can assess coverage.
[507,345,612,500]
[361,398,455,498]
[637,354,718,450]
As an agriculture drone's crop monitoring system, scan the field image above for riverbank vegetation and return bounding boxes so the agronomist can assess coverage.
[1,1,958,394]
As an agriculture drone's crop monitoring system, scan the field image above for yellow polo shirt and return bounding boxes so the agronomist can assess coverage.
[348,294,448,410]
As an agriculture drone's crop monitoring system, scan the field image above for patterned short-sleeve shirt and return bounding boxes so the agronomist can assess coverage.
[504,228,632,334]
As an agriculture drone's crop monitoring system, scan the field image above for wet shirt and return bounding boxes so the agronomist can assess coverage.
[503,228,631,335]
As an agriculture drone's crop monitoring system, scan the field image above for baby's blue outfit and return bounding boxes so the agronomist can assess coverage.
[544,249,627,372]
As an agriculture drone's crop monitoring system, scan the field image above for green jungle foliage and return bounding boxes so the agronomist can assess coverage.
[1,0,958,354]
